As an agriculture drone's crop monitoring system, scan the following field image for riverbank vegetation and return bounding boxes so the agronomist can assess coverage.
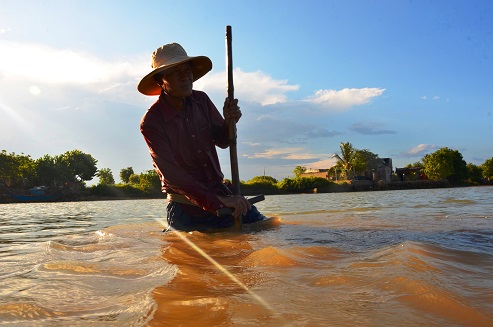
[1,145,492,201]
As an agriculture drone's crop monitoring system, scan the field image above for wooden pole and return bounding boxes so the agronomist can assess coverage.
[226,25,242,229]
[226,26,241,195]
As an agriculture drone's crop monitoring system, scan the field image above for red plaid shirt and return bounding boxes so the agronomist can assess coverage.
[140,90,229,213]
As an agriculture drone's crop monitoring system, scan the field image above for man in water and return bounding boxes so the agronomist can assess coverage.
[138,43,265,231]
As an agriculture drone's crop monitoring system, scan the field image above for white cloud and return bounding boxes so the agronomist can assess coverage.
[0,40,146,85]
[303,158,338,170]
[195,68,299,105]
[421,95,442,101]
[349,122,396,135]
[243,141,261,147]
[305,87,385,110]
[0,40,152,107]
[244,147,319,160]
[404,144,438,156]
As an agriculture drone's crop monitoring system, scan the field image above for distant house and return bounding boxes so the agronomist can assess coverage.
[300,169,330,179]
[373,158,393,184]
[395,167,424,181]
[300,158,394,184]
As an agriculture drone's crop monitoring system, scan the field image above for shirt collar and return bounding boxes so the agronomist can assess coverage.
[158,91,198,122]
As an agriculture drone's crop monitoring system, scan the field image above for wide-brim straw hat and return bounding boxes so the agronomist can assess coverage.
[137,43,212,96]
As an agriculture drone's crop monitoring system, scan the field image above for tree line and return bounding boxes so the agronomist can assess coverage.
[1,149,98,188]
[0,149,161,196]
[1,143,492,198]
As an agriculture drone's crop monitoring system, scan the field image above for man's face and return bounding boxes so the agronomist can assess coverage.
[161,62,193,98]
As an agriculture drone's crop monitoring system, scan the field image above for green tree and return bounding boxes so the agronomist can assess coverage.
[242,175,278,194]
[353,149,380,175]
[333,142,356,179]
[422,147,467,184]
[482,157,493,181]
[0,150,13,186]
[0,151,35,187]
[58,150,98,182]
[120,167,134,184]
[129,174,141,185]
[293,166,306,178]
[405,161,424,168]
[34,155,68,187]
[466,163,483,184]
[246,175,278,184]
[139,170,161,193]
[97,168,115,185]
[278,176,331,193]
[15,153,36,187]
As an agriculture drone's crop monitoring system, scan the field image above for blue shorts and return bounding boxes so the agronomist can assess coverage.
[166,201,266,232]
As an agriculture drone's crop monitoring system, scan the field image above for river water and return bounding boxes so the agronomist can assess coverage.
[0,187,492,326]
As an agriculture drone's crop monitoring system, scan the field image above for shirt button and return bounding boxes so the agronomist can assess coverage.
[191,134,195,138]
[203,164,207,167]
[197,150,202,153]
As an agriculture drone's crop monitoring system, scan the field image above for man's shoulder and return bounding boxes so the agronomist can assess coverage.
[141,99,159,119]
[140,98,166,126]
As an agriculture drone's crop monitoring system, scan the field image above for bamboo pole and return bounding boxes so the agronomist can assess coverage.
[226,25,242,228]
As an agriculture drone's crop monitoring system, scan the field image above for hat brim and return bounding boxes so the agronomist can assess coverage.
[137,56,212,96]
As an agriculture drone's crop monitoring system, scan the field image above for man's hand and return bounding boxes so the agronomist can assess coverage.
[217,194,251,217]
[223,98,242,125]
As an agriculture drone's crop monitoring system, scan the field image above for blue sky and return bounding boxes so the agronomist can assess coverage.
[1,0,492,184]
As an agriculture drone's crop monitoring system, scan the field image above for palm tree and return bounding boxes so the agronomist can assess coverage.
[333,142,356,179]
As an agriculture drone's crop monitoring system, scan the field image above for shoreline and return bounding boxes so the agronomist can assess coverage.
[1,182,491,205]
